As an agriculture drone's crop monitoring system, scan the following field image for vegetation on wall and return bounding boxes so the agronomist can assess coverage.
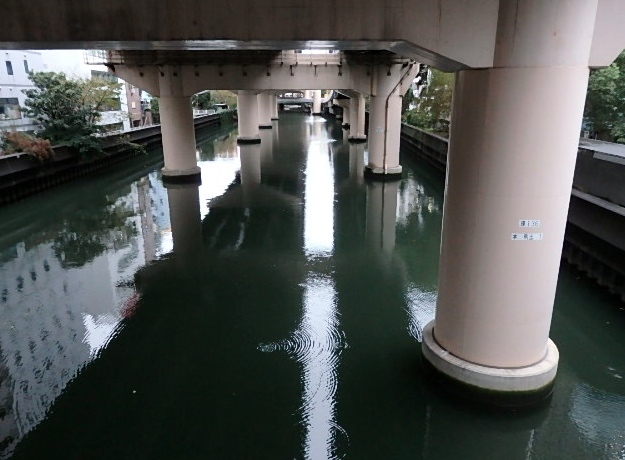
[403,68,454,137]
[0,131,53,160]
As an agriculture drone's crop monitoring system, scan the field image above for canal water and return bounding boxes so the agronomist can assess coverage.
[1,114,624,459]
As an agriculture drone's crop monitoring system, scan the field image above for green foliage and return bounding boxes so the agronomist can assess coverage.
[21,72,121,155]
[403,69,454,136]
[149,97,160,123]
[192,91,212,110]
[584,51,625,143]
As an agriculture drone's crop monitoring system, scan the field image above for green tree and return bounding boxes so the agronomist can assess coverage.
[192,91,212,110]
[404,69,454,136]
[22,72,121,154]
[149,97,160,123]
[584,51,625,142]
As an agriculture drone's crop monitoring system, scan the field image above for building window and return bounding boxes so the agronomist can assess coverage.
[24,60,29,73]
[5,61,14,75]
[0,98,22,120]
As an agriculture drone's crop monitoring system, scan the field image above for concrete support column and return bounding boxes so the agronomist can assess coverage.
[366,64,418,180]
[237,90,261,144]
[312,90,322,115]
[270,93,279,120]
[422,0,598,405]
[366,85,403,179]
[348,93,367,143]
[342,107,350,130]
[257,92,273,129]
[160,95,201,183]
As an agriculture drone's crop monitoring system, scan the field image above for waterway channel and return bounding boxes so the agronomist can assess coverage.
[1,114,624,459]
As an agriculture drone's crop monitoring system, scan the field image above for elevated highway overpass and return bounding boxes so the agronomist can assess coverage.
[3,0,625,406]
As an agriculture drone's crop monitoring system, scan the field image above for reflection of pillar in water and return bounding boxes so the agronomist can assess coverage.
[366,180,398,254]
[421,397,541,460]
[239,144,262,202]
[166,183,203,266]
[349,143,365,185]
[137,177,157,263]
[312,118,323,139]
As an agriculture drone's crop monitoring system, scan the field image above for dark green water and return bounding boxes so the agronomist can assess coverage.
[1,114,624,459]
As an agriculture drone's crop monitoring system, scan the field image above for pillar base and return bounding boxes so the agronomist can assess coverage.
[162,166,202,185]
[364,164,402,180]
[237,136,261,144]
[421,321,558,407]
[271,117,279,121]
[259,124,273,130]
[312,112,323,116]
[348,135,367,143]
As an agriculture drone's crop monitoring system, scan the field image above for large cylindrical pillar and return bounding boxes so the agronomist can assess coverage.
[312,90,322,115]
[348,93,367,143]
[237,90,261,144]
[422,0,598,405]
[257,92,273,129]
[366,67,403,179]
[160,96,200,183]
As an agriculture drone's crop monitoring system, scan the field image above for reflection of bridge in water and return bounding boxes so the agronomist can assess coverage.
[1,115,624,459]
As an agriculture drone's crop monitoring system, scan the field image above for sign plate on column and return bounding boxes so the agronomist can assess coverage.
[511,233,543,241]
[519,219,541,228]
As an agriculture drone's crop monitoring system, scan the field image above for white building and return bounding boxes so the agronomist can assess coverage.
[0,50,45,132]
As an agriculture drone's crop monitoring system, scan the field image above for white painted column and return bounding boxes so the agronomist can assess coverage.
[422,0,598,403]
[237,90,261,144]
[312,90,322,115]
[348,93,367,142]
[160,95,200,182]
[366,64,418,179]
[270,93,279,120]
[257,92,273,129]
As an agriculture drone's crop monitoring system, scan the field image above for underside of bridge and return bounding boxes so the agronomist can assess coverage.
[3,0,625,406]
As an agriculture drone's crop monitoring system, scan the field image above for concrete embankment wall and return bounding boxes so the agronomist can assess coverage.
[0,112,233,206]
[400,123,625,302]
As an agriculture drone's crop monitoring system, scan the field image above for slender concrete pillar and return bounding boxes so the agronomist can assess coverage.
[366,64,418,180]
[257,92,273,129]
[348,93,367,143]
[237,90,261,144]
[160,95,201,183]
[422,0,598,405]
[342,107,350,130]
[270,93,279,120]
[312,90,322,115]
